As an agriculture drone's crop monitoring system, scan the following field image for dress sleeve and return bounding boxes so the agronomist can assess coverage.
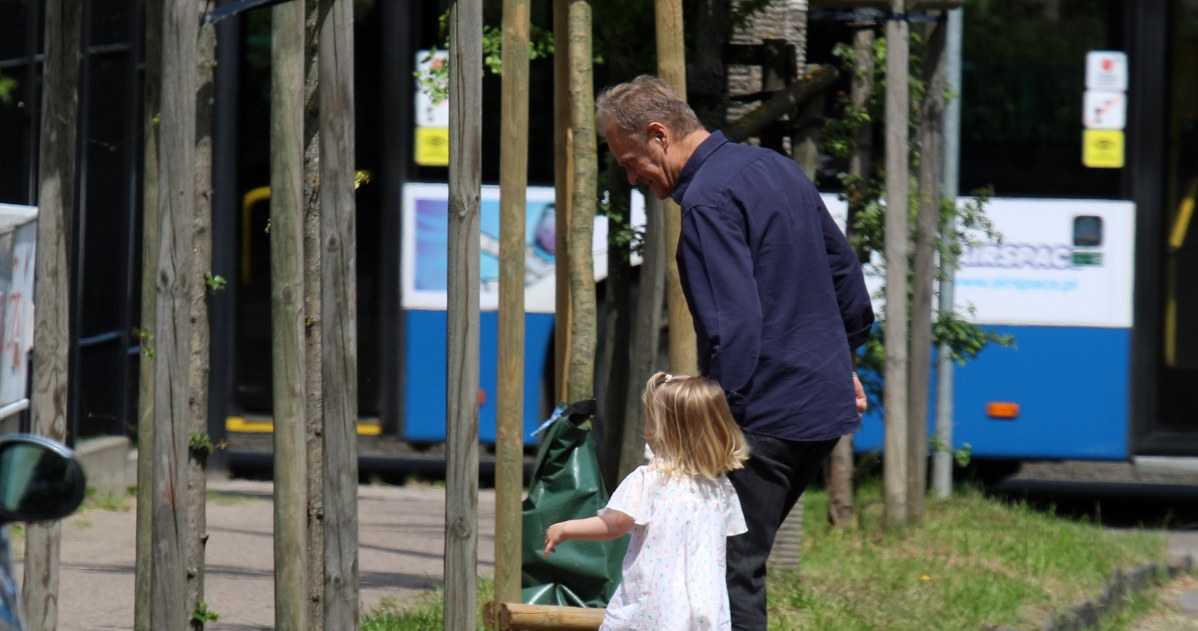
[600,466,655,526]
[720,476,747,536]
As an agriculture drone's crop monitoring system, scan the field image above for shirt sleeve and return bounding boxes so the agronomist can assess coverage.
[678,203,762,418]
[720,476,747,536]
[818,199,875,351]
[600,466,654,526]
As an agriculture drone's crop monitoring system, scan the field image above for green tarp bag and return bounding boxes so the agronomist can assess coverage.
[521,399,628,607]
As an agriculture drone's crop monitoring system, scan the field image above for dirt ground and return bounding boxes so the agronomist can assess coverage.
[14,478,496,631]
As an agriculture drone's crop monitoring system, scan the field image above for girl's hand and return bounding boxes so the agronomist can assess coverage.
[544,522,568,558]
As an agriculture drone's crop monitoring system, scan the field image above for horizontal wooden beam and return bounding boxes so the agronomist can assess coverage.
[810,0,963,10]
[483,602,605,631]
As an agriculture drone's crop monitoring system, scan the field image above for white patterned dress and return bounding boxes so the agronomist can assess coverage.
[599,465,747,631]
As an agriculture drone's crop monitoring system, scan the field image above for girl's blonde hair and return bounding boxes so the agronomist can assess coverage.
[642,372,749,480]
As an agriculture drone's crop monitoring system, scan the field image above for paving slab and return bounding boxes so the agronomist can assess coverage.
[14,478,496,630]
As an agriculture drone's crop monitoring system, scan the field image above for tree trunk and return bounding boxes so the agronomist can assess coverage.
[620,195,665,480]
[186,8,216,627]
[566,0,597,403]
[302,2,324,628]
[827,20,877,531]
[134,1,162,628]
[600,159,632,492]
[495,0,530,606]
[883,0,911,530]
[445,1,482,629]
[272,2,309,628]
[655,0,698,377]
[23,0,81,627]
[907,17,946,525]
[552,0,573,403]
[152,0,199,626]
[691,0,730,129]
[317,0,359,627]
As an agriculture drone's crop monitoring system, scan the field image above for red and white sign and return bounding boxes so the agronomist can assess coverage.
[1085,51,1128,91]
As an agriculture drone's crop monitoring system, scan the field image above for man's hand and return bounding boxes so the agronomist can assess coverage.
[853,372,866,414]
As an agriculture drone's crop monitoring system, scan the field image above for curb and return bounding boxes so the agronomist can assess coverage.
[1041,554,1197,630]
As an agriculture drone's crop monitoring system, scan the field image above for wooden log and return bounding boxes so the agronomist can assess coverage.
[317,0,359,626]
[483,603,605,631]
[655,0,698,377]
[882,0,911,530]
[496,0,530,607]
[552,0,573,402]
[152,0,200,626]
[445,1,483,629]
[271,1,310,628]
[24,0,81,627]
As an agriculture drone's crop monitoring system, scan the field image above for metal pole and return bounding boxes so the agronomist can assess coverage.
[932,7,962,499]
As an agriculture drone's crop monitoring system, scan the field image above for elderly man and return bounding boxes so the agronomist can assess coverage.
[595,75,874,630]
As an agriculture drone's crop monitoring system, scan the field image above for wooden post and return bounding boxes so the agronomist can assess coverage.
[23,0,81,627]
[301,2,325,627]
[908,16,946,524]
[151,0,199,627]
[882,0,910,529]
[317,0,359,627]
[600,160,632,491]
[619,195,665,480]
[445,0,482,629]
[566,0,597,403]
[826,20,877,529]
[553,0,574,403]
[272,2,309,628]
[654,0,697,377]
[495,0,530,609]
[187,7,216,626]
[134,1,162,628]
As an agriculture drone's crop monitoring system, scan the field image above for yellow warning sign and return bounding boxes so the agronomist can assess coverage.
[415,127,450,167]
[1082,129,1124,168]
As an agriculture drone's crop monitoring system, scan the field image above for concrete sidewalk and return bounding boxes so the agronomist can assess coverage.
[16,478,496,631]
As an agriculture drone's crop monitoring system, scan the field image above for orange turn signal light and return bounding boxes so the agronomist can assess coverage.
[986,402,1020,419]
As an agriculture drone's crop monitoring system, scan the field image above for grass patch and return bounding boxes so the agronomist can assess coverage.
[360,482,1170,630]
[362,580,493,631]
[84,487,131,512]
[770,481,1167,630]
[205,489,257,506]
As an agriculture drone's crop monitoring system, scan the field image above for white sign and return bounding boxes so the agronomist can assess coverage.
[1085,51,1128,91]
[401,184,646,313]
[825,196,1135,329]
[1083,90,1126,130]
[953,198,1135,328]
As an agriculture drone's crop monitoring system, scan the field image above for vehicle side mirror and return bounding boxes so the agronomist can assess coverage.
[0,434,87,524]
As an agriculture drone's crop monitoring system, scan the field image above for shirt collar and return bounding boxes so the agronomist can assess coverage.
[671,130,729,205]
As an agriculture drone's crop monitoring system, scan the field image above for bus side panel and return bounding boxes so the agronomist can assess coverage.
[854,325,1130,460]
[402,309,554,444]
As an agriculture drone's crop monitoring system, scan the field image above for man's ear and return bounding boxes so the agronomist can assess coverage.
[646,121,668,145]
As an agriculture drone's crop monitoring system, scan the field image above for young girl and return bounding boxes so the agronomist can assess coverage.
[544,372,750,630]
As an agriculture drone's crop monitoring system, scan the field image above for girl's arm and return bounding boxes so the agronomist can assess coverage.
[543,511,634,558]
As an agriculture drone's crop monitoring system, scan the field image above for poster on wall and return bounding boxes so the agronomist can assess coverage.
[401,183,645,313]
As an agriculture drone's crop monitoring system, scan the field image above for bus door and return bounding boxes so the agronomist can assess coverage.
[1154,2,1198,447]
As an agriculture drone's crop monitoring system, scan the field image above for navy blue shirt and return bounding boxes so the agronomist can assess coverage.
[672,131,874,441]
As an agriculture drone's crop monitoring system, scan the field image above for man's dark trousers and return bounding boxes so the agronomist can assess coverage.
[726,432,841,630]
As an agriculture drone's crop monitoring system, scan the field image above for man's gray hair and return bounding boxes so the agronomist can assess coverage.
[595,75,704,144]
